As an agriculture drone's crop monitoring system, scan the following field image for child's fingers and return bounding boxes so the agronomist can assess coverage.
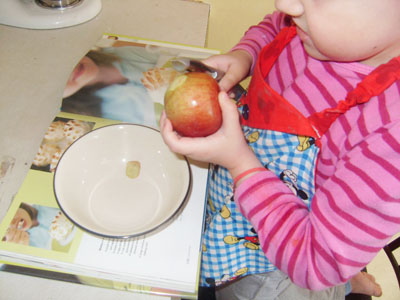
[201,55,224,71]
[159,114,192,155]
[160,118,205,157]
[159,110,168,128]
[160,113,174,140]
[218,91,240,126]
[218,72,241,92]
[202,56,239,92]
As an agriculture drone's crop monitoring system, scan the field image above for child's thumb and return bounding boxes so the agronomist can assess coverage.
[218,91,239,122]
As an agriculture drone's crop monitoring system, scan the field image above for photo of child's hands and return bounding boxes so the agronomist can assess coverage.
[160,91,257,173]
[4,227,29,245]
[202,50,253,93]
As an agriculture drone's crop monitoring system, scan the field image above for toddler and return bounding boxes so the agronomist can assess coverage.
[161,0,400,299]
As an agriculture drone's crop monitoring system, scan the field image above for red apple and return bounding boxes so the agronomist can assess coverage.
[164,72,222,137]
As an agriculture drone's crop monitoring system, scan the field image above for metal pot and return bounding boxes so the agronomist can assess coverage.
[36,0,83,9]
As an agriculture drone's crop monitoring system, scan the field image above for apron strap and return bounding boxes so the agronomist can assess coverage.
[240,26,319,138]
[259,26,297,78]
[308,56,400,137]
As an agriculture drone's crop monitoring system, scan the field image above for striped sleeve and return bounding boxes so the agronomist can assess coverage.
[234,118,400,290]
[231,11,289,73]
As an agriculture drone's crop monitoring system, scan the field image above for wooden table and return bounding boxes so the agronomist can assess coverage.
[0,0,210,299]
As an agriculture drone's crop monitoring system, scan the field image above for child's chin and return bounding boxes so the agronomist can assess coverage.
[303,45,331,61]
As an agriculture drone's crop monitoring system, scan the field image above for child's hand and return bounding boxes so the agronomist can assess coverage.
[4,227,29,245]
[202,50,253,93]
[160,92,262,177]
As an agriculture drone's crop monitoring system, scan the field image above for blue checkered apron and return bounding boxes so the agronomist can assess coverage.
[200,126,319,286]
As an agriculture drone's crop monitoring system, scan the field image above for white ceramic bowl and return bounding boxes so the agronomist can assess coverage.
[53,124,191,238]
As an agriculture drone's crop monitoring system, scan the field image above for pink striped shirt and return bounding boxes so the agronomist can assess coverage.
[232,12,400,290]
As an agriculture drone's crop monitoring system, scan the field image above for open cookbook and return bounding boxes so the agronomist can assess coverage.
[0,33,219,298]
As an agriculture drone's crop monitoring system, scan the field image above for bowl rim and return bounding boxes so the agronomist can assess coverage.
[53,123,192,239]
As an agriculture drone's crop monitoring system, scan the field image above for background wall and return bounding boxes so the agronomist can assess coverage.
[202,0,275,52]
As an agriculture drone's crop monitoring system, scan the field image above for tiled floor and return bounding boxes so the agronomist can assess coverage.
[203,1,400,298]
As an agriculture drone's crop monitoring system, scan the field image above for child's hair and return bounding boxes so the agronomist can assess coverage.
[86,49,121,66]
[19,202,39,228]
